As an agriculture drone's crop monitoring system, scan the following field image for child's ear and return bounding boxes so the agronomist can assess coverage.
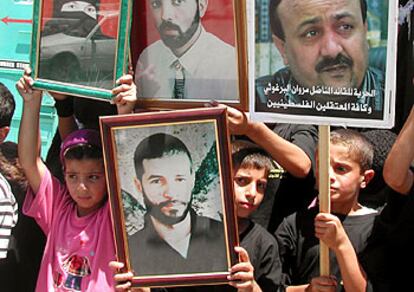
[360,169,375,188]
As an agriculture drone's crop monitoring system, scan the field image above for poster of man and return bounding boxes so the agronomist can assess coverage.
[252,0,397,128]
[106,120,234,280]
[130,0,241,103]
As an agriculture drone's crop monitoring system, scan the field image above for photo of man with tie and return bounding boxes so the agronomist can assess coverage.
[134,0,239,101]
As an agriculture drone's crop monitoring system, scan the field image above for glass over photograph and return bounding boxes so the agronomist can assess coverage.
[130,0,246,107]
[30,0,130,100]
[39,0,119,89]
[37,0,119,89]
[100,108,238,288]
[114,123,228,276]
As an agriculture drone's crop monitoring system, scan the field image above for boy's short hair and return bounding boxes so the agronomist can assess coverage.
[60,129,102,165]
[0,83,16,128]
[330,129,374,172]
[232,140,273,175]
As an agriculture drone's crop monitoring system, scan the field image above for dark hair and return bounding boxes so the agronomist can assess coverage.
[134,133,193,181]
[0,82,16,128]
[63,144,103,162]
[330,129,373,172]
[357,130,397,210]
[0,142,27,204]
[232,140,273,175]
[269,0,367,41]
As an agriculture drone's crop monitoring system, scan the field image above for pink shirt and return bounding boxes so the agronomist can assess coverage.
[24,169,116,291]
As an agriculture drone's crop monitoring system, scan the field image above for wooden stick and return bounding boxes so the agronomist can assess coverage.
[318,125,331,276]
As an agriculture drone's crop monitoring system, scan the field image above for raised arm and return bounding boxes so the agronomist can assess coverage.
[383,106,414,194]
[225,105,312,178]
[16,69,48,193]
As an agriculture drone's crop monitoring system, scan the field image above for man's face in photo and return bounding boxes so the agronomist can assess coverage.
[274,0,369,90]
[137,152,195,225]
[149,0,202,49]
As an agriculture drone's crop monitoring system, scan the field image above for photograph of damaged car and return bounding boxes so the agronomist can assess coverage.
[38,0,119,89]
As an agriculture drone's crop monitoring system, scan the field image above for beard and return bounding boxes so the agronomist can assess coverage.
[143,194,192,226]
[157,9,201,49]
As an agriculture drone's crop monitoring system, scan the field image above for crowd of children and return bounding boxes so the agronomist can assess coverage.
[0,64,412,292]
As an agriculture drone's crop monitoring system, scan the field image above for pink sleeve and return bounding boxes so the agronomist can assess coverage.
[23,168,70,235]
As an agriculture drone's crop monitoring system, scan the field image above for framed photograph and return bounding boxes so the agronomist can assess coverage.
[100,107,239,287]
[29,0,131,101]
[250,0,398,128]
[130,0,248,110]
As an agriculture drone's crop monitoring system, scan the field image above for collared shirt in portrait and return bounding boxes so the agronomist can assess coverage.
[135,27,238,101]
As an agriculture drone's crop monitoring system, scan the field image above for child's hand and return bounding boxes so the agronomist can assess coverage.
[228,246,261,292]
[226,105,251,136]
[111,74,137,115]
[109,261,135,292]
[207,102,250,135]
[305,275,337,292]
[314,213,348,251]
[16,68,42,102]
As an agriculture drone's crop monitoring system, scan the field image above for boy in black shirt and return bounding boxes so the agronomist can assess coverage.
[275,129,377,292]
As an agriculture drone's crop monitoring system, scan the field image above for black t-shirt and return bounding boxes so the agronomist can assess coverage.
[275,206,376,291]
[395,0,414,133]
[250,123,318,233]
[361,185,414,291]
[238,221,282,291]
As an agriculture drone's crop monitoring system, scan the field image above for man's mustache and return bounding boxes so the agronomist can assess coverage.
[158,199,187,208]
[315,54,353,73]
[159,21,182,34]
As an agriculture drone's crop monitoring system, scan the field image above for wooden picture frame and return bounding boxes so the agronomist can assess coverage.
[30,0,131,101]
[100,107,239,288]
[130,0,248,111]
[251,0,398,128]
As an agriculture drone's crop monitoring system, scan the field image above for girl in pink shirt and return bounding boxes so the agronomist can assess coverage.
[16,69,136,291]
